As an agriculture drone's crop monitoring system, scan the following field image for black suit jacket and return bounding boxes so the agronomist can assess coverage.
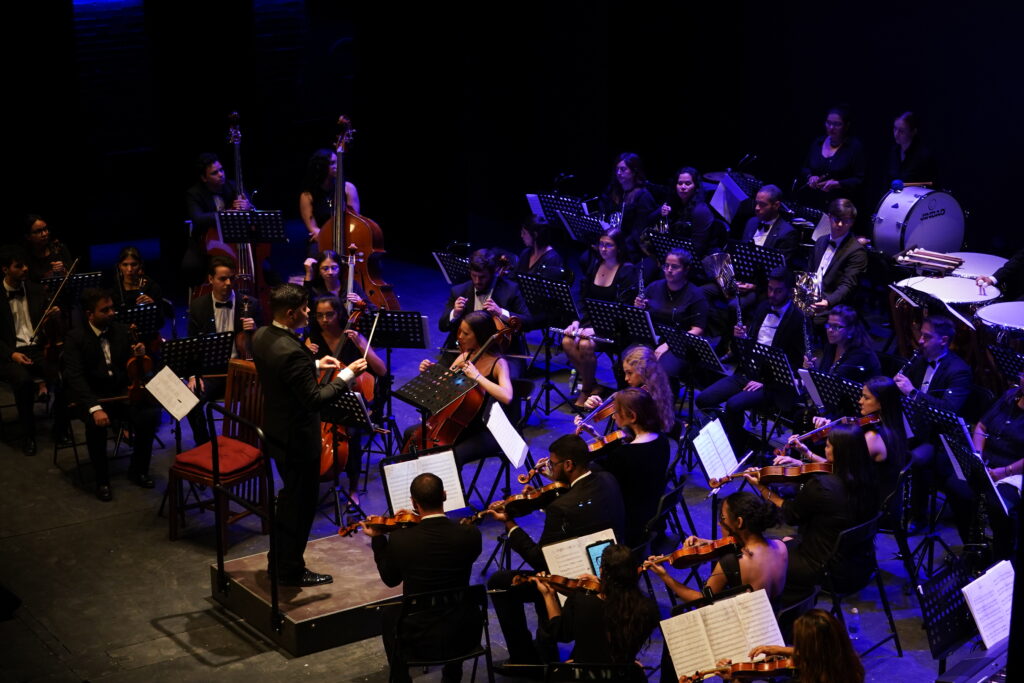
[0,280,47,359]
[809,234,868,307]
[438,277,532,352]
[252,325,348,461]
[62,322,133,409]
[508,471,625,571]
[903,352,973,413]
[371,516,482,595]
[185,180,241,237]
[741,216,799,265]
[745,301,806,379]
[188,293,262,337]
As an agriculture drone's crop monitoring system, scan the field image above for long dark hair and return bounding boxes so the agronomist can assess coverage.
[606,152,648,207]
[310,249,344,292]
[863,376,908,470]
[724,490,780,537]
[462,310,499,350]
[599,544,660,664]
[669,166,706,221]
[303,148,335,193]
[828,423,877,521]
[793,609,865,683]
[827,305,870,351]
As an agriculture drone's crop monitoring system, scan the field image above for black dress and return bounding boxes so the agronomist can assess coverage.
[515,247,565,280]
[799,136,866,209]
[593,434,670,548]
[781,472,858,589]
[817,344,881,383]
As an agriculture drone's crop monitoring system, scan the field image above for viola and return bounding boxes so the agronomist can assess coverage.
[709,462,833,489]
[678,656,796,682]
[338,511,421,537]
[511,573,602,595]
[773,414,880,460]
[643,536,739,572]
[126,323,152,403]
[460,482,569,525]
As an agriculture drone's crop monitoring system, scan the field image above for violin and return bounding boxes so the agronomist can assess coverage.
[678,657,796,682]
[511,573,602,595]
[643,536,739,572]
[773,414,879,460]
[338,511,421,537]
[576,420,631,452]
[575,395,617,435]
[126,323,152,403]
[517,457,549,485]
[709,462,833,489]
[460,482,570,524]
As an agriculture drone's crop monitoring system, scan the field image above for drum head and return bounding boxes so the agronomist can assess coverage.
[976,302,1024,329]
[949,252,1009,280]
[897,276,999,305]
[873,188,964,256]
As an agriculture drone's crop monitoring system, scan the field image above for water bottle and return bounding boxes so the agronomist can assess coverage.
[848,607,861,640]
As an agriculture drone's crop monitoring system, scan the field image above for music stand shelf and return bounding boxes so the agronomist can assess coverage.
[585,299,657,349]
[216,210,287,244]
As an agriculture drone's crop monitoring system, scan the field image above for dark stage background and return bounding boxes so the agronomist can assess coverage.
[9,0,1024,289]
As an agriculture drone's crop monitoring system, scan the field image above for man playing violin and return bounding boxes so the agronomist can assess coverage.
[362,473,482,683]
[485,434,625,670]
[0,246,62,455]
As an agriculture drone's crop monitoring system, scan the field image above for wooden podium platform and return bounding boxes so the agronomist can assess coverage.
[210,533,401,656]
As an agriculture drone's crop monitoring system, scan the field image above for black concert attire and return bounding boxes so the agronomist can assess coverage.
[641,279,709,380]
[62,321,160,488]
[740,215,799,265]
[799,136,866,209]
[543,590,658,666]
[308,185,333,230]
[696,300,804,456]
[24,242,74,283]
[439,278,531,348]
[487,470,626,664]
[184,292,262,445]
[988,249,1024,301]
[302,278,374,311]
[580,263,639,314]
[816,342,880,383]
[0,279,61,440]
[182,179,242,285]
[451,362,506,468]
[252,323,352,582]
[886,140,937,184]
[600,186,657,252]
[647,197,717,259]
[515,247,565,280]
[808,232,868,314]
[592,435,670,548]
[371,514,483,683]
[115,278,164,314]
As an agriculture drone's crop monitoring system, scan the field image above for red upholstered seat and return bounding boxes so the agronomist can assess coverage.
[173,436,261,477]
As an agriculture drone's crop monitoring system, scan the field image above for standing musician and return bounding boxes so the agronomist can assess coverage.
[534,544,659,665]
[22,214,74,282]
[362,473,482,683]
[582,345,676,435]
[485,434,625,668]
[305,295,386,504]
[184,255,260,446]
[0,246,62,455]
[735,609,865,683]
[803,305,880,382]
[634,248,709,381]
[807,198,867,317]
[415,311,513,467]
[299,148,360,252]
[599,153,657,260]
[62,288,161,501]
[750,423,877,591]
[302,249,372,306]
[798,105,866,211]
[183,152,251,286]
[252,283,368,587]
[888,111,937,186]
[696,268,804,456]
[562,228,638,408]
[438,248,531,368]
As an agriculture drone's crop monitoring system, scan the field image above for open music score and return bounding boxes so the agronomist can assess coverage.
[661,589,784,681]
[692,419,740,486]
[541,529,617,606]
[961,559,1014,649]
[382,450,466,514]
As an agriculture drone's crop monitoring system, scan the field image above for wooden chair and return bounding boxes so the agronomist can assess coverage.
[167,359,269,542]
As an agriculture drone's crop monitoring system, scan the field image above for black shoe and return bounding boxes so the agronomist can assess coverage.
[277,570,333,587]
[96,485,113,502]
[129,472,155,489]
[21,437,36,456]
[493,660,545,679]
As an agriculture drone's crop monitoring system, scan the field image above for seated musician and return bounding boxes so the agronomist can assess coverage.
[0,246,62,455]
[302,249,373,307]
[977,247,1024,301]
[415,311,513,467]
[807,198,867,317]
[749,423,877,591]
[644,491,787,605]
[362,473,482,683]
[22,214,74,282]
[299,148,360,251]
[634,248,709,382]
[734,609,864,683]
[562,228,638,408]
[586,388,670,549]
[583,345,675,435]
[534,543,659,665]
[185,255,261,446]
[438,248,531,370]
[114,246,163,312]
[305,295,386,505]
[696,268,804,456]
[485,434,625,669]
[648,167,716,259]
[62,288,161,501]
[803,305,879,382]
[183,153,251,285]
[515,215,565,280]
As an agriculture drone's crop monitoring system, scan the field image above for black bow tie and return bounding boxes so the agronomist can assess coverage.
[770,308,783,316]
[827,240,838,249]
[759,222,771,232]
[7,288,24,300]
[927,360,938,368]
[214,300,233,309]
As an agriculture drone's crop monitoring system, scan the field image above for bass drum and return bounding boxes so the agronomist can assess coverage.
[872,187,964,256]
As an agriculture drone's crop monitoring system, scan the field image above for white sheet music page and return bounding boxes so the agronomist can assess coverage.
[382,459,420,513]
[798,369,824,410]
[962,559,1014,648]
[732,590,785,653]
[145,366,200,421]
[383,451,466,513]
[695,419,738,483]
[485,402,529,469]
[701,598,750,665]
[661,609,715,680]
[541,529,616,580]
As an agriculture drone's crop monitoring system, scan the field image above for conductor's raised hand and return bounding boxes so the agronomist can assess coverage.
[320,356,342,371]
[347,358,368,375]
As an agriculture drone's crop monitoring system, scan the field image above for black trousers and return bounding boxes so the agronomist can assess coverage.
[185,376,226,446]
[0,346,60,432]
[270,453,320,579]
[83,399,160,486]
[381,604,464,683]
[486,570,556,664]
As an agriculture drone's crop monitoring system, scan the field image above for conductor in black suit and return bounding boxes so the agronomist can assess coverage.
[485,434,625,668]
[252,283,368,587]
[364,473,483,683]
[807,198,867,317]
[62,288,161,501]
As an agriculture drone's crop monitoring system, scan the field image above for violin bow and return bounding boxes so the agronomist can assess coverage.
[29,257,79,344]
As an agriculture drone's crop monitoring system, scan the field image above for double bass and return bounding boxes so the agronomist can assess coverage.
[317,115,400,311]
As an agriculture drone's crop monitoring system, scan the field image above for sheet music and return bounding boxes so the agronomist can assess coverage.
[525,194,543,219]
[661,609,715,679]
[145,366,200,421]
[998,474,1022,493]
[541,529,617,580]
[799,368,824,410]
[383,451,466,513]
[732,590,786,654]
[693,419,738,482]
[702,600,749,665]
[940,436,968,483]
[484,402,529,468]
[962,560,1014,648]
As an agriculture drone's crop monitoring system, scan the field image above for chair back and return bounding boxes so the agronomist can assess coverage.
[223,360,264,447]
[822,512,881,594]
[398,584,488,663]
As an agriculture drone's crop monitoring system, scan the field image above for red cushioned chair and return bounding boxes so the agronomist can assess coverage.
[167,360,269,542]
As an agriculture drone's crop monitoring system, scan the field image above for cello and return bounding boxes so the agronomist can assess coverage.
[317,115,400,310]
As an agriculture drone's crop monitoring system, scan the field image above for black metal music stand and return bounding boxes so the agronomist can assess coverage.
[916,559,978,676]
[648,233,696,263]
[727,241,786,283]
[940,434,1010,559]
[800,368,863,417]
[394,360,480,452]
[528,193,587,224]
[118,303,161,338]
[556,210,605,244]
[732,339,800,455]
[987,344,1024,382]
[585,299,658,349]
[319,389,376,522]
[41,271,104,306]
[432,252,471,286]
[216,210,288,244]
[160,332,235,452]
[516,273,581,415]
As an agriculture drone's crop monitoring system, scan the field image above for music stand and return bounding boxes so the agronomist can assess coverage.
[41,271,104,306]
[517,272,581,415]
[216,209,288,244]
[160,332,235,452]
[584,299,657,349]
[527,193,587,224]
[709,172,755,223]
[916,559,978,675]
[940,434,1010,544]
[987,344,1024,383]
[378,449,467,515]
[727,241,786,283]
[319,389,376,522]
[556,209,605,244]
[119,303,161,338]
[432,252,471,286]
[394,361,479,452]
[741,341,800,392]
[648,233,696,263]
[799,368,863,417]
